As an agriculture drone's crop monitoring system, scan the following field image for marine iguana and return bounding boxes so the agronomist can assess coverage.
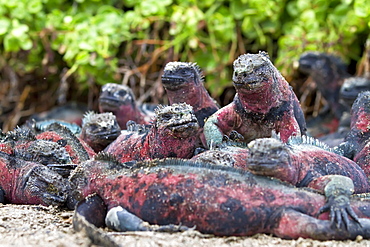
[246,136,370,193]
[335,91,370,175]
[0,123,95,176]
[79,111,121,153]
[98,83,153,129]
[297,52,350,137]
[161,62,219,127]
[0,151,68,206]
[35,122,96,162]
[297,52,350,119]
[69,155,370,240]
[104,103,199,163]
[204,51,306,147]
[191,134,370,194]
[340,77,370,108]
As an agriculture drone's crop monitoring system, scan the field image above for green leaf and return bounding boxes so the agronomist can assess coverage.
[3,34,20,52]
[0,18,10,35]
[29,0,43,14]
[354,0,370,18]
[20,37,33,50]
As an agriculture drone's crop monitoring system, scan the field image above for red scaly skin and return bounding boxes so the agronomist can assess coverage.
[348,91,370,139]
[0,152,68,206]
[204,51,306,147]
[338,91,370,175]
[246,137,370,193]
[70,158,370,240]
[0,143,14,154]
[98,83,152,129]
[161,62,219,127]
[104,103,199,163]
[354,143,370,175]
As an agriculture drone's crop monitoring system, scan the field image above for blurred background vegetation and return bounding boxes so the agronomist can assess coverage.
[0,0,369,131]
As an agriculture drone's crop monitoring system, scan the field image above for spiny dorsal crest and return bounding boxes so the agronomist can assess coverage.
[82,111,96,127]
[126,120,150,134]
[287,135,332,151]
[94,151,122,166]
[164,61,204,82]
[134,158,251,175]
[82,111,116,128]
[4,126,36,142]
[95,151,136,169]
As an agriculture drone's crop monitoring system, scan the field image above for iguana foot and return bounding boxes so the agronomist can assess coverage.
[106,206,192,232]
[316,175,361,229]
[317,194,361,229]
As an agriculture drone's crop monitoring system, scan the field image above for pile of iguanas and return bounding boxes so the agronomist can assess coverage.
[2,51,370,243]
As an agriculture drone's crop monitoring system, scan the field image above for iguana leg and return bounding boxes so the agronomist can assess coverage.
[105,206,191,232]
[272,208,370,240]
[0,188,4,203]
[203,114,224,148]
[309,175,360,229]
[75,194,107,228]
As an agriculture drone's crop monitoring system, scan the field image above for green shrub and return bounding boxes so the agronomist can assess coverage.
[0,0,369,101]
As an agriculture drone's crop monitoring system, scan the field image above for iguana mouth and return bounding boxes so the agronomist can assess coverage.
[248,161,278,170]
[89,130,121,139]
[233,68,266,89]
[99,96,133,108]
[340,78,370,100]
[165,117,199,138]
[167,119,198,128]
[161,76,186,89]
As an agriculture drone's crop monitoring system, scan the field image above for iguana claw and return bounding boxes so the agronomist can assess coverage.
[317,194,361,229]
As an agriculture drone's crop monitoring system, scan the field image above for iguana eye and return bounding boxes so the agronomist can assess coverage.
[116,90,127,97]
[162,113,172,120]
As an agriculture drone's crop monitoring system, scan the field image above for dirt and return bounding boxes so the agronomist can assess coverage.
[1,204,370,247]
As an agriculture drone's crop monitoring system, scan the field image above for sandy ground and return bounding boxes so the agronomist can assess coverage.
[1,204,370,247]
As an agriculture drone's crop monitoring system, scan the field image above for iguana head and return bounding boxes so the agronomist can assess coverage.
[341,78,370,106]
[99,83,136,110]
[162,62,204,90]
[14,139,72,165]
[155,103,199,139]
[297,52,348,80]
[8,155,70,207]
[81,112,121,152]
[232,51,272,90]
[246,138,296,183]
